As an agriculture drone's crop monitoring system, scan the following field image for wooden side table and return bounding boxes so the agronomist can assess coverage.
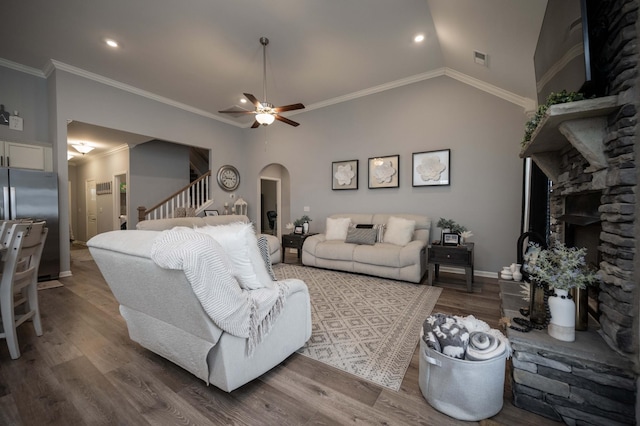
[282,233,317,263]
[427,242,475,292]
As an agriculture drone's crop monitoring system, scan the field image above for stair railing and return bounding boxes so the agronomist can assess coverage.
[138,171,212,222]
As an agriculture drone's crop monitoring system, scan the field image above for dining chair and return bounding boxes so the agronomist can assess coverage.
[0,221,48,359]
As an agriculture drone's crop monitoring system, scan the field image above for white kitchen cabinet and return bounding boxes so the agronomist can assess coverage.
[0,141,52,171]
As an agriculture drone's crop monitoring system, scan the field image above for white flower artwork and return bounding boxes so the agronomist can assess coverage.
[416,155,446,182]
[334,163,355,185]
[374,160,396,183]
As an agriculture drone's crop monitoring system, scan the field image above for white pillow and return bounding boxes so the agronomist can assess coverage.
[194,222,275,290]
[383,216,416,246]
[325,217,352,241]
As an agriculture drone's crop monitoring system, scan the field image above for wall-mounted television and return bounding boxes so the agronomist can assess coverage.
[533,0,602,105]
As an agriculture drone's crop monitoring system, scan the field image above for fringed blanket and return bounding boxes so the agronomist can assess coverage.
[151,227,288,356]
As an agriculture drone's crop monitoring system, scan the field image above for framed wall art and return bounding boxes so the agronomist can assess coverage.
[412,149,450,186]
[442,232,460,246]
[332,159,358,190]
[368,155,399,189]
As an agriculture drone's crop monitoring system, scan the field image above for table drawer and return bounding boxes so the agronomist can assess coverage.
[429,247,470,264]
[282,235,301,248]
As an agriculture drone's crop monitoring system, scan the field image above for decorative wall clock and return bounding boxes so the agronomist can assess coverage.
[217,165,240,191]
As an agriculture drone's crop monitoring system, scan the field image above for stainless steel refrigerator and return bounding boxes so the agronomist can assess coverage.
[1,168,59,280]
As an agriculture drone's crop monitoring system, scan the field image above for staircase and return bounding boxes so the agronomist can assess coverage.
[137,170,212,222]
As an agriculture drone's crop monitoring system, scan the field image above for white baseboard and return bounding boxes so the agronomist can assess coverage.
[59,270,73,278]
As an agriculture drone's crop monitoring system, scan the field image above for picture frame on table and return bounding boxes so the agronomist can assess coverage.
[368,154,399,189]
[442,232,460,246]
[412,149,450,187]
[205,210,219,216]
[293,226,304,235]
[332,159,359,190]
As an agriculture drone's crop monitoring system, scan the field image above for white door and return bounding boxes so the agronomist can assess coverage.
[86,179,97,240]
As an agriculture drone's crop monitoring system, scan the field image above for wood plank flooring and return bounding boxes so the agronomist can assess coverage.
[0,248,562,425]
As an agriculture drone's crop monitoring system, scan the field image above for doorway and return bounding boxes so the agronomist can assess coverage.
[114,172,128,230]
[260,178,279,236]
[86,179,97,240]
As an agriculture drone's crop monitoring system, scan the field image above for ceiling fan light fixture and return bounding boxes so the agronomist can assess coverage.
[72,143,95,154]
[256,112,275,125]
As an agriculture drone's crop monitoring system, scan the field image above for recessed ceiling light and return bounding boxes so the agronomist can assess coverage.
[414,34,425,43]
[105,39,119,48]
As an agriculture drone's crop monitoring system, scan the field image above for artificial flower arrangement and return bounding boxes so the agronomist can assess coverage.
[523,241,599,291]
[436,218,468,235]
[293,215,312,226]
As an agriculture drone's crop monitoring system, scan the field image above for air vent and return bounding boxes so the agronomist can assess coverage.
[473,51,488,67]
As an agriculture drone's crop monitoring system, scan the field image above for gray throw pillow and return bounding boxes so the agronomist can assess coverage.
[345,227,377,245]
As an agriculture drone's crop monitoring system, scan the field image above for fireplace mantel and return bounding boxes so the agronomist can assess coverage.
[519,96,621,181]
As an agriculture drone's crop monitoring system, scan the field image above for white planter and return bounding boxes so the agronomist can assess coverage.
[548,288,575,342]
[302,222,309,234]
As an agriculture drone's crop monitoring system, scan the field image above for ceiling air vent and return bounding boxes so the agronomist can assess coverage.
[473,51,488,67]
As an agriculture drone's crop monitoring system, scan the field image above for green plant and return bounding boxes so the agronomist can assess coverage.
[436,218,467,234]
[522,90,586,146]
[293,215,312,226]
[523,241,599,291]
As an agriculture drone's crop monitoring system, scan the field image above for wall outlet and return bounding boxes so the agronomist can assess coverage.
[230,193,235,198]
[304,206,310,212]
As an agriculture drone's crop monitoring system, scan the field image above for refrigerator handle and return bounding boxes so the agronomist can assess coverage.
[2,187,8,220]
[10,187,16,220]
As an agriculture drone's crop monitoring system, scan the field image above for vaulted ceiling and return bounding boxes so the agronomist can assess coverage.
[1,0,548,157]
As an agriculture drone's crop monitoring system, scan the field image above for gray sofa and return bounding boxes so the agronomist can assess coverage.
[302,213,431,283]
[136,215,281,263]
[87,227,311,392]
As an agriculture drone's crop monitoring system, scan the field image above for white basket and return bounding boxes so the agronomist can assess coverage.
[418,338,505,421]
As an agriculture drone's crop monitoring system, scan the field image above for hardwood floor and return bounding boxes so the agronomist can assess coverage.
[0,248,562,425]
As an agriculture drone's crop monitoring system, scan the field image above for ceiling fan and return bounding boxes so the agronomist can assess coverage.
[218,37,305,128]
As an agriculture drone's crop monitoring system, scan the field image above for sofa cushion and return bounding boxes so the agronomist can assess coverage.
[315,240,356,261]
[345,228,376,245]
[194,223,275,290]
[353,243,402,267]
[325,217,351,241]
[384,216,416,246]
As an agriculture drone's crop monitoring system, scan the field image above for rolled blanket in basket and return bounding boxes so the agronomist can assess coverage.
[422,314,469,359]
[465,331,506,361]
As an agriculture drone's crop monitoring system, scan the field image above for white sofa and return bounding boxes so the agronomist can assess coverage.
[88,224,310,392]
[302,213,431,283]
[136,215,281,263]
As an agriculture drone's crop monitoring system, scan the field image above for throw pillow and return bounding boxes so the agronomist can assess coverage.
[195,222,275,290]
[345,227,377,245]
[325,217,351,241]
[257,235,277,281]
[383,216,416,246]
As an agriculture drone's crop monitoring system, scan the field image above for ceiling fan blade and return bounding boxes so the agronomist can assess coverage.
[274,114,300,127]
[243,93,262,109]
[251,120,261,128]
[272,103,305,113]
[218,108,255,114]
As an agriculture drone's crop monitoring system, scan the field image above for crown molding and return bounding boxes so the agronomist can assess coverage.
[0,58,45,78]
[49,60,240,127]
[445,68,536,112]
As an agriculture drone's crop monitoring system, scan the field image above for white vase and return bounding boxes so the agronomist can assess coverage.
[547,288,575,342]
[302,222,309,234]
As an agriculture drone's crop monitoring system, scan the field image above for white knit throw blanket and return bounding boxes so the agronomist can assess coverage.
[150,227,288,355]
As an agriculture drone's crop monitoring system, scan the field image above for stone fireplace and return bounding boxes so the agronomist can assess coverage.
[503,0,639,423]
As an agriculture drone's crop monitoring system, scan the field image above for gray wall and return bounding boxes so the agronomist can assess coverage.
[242,76,527,274]
[130,140,190,221]
[0,66,48,144]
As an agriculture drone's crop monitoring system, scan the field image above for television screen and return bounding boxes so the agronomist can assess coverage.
[534,0,591,105]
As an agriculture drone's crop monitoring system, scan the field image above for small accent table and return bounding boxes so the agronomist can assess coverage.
[427,242,475,292]
[282,233,317,263]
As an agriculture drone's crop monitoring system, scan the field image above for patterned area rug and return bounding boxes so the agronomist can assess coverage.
[273,263,442,391]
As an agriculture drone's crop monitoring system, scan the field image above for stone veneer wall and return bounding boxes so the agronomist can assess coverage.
[549,0,638,357]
